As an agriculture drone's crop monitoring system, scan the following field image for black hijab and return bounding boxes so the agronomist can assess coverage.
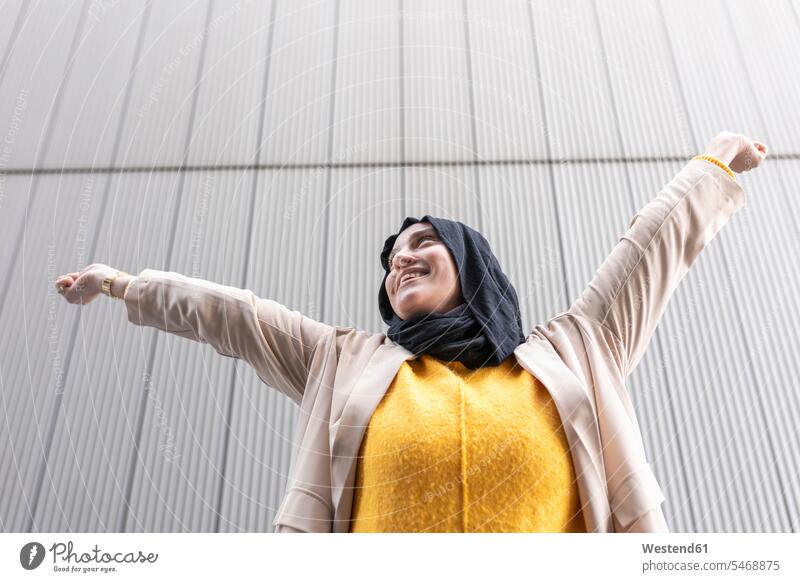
[378,215,526,369]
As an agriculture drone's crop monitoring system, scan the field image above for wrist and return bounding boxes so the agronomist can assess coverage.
[693,153,736,180]
[701,135,741,168]
[110,274,134,299]
[701,148,736,167]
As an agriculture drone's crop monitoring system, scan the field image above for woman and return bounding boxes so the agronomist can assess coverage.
[56,132,767,533]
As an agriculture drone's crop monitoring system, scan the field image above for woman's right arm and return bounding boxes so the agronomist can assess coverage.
[56,265,334,404]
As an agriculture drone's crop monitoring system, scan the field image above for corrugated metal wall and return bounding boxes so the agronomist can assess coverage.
[0,0,797,533]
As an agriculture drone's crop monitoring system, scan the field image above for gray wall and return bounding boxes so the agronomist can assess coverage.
[0,0,798,532]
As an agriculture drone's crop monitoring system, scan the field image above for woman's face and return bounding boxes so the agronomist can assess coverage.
[384,222,463,320]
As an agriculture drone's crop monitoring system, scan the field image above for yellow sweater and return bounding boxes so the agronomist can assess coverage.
[349,354,586,532]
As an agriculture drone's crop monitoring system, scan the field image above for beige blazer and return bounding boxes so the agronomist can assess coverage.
[124,158,744,533]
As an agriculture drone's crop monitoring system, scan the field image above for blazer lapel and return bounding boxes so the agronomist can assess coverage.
[513,338,613,532]
[329,342,415,531]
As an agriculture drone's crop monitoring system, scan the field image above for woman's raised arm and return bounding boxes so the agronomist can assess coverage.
[566,132,767,378]
[56,264,334,404]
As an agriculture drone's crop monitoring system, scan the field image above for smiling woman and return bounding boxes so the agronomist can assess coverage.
[54,132,768,533]
[383,223,463,320]
[378,215,527,370]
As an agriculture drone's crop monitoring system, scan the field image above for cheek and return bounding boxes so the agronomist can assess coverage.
[441,261,459,286]
[444,268,461,297]
[425,272,455,300]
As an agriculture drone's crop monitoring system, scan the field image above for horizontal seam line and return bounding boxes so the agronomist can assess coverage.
[2,153,799,175]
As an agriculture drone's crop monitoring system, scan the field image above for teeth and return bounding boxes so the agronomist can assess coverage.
[401,272,426,286]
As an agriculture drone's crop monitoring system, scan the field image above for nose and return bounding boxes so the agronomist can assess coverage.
[392,251,424,274]
[394,252,415,266]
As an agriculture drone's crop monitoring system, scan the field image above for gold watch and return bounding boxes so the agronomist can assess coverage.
[101,271,127,299]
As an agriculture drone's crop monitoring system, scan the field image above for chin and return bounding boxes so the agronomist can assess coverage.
[396,302,438,320]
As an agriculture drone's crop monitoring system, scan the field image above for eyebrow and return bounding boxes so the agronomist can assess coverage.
[388,228,437,263]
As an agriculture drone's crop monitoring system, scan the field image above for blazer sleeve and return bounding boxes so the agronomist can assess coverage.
[123,269,334,403]
[567,158,746,378]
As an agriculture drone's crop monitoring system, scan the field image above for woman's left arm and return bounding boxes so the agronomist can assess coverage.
[567,132,767,378]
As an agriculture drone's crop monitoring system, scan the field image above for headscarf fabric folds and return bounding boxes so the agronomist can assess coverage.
[378,215,526,369]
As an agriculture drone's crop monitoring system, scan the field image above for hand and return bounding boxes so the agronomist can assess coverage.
[55,263,118,305]
[703,131,768,174]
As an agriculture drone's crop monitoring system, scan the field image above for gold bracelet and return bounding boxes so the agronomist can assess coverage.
[101,271,127,299]
[692,154,736,181]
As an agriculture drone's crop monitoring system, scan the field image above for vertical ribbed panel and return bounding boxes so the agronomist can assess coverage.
[627,164,790,532]
[32,171,183,532]
[550,162,632,300]
[259,0,337,165]
[219,168,330,531]
[185,1,274,166]
[115,1,211,168]
[651,230,788,532]
[594,0,694,158]
[466,0,548,160]
[660,0,768,154]
[0,173,112,532]
[331,0,402,163]
[42,1,149,169]
[403,165,480,238]
[123,170,254,532]
[0,174,40,530]
[0,0,29,75]
[324,167,404,331]
[0,174,34,283]
[708,160,800,531]
[403,0,474,161]
[218,361,299,532]
[475,164,566,327]
[530,0,622,159]
[724,0,800,155]
[0,0,83,169]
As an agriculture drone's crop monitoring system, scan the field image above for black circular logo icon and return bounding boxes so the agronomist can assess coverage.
[20,542,46,570]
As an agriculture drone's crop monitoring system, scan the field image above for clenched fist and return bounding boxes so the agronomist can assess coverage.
[703,132,768,174]
[55,263,128,305]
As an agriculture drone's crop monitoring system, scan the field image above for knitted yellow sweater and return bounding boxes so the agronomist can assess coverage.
[349,354,586,532]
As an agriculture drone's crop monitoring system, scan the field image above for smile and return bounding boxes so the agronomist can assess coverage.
[398,272,429,289]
